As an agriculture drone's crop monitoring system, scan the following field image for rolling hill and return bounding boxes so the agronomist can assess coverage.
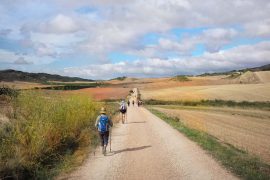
[0,69,93,82]
[199,63,270,76]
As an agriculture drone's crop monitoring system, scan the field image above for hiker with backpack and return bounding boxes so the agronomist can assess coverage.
[120,100,127,124]
[95,107,113,155]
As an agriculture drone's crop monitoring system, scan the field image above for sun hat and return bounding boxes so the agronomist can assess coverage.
[100,107,106,114]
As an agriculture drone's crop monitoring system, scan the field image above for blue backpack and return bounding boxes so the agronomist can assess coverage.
[120,104,126,110]
[98,115,109,133]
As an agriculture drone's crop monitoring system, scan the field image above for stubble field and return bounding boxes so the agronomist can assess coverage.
[152,106,270,163]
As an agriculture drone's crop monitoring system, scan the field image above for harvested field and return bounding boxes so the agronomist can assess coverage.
[226,71,270,84]
[230,71,261,84]
[65,87,130,100]
[0,81,49,89]
[152,106,270,163]
[106,76,229,90]
[141,83,270,102]
[107,71,270,90]
[255,71,270,83]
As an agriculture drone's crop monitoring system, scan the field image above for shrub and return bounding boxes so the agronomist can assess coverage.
[171,75,190,82]
[111,76,127,81]
[0,86,18,97]
[0,91,100,179]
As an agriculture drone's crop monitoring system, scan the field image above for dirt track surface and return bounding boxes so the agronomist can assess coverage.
[63,106,237,180]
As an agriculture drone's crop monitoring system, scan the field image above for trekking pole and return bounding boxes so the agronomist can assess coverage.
[110,129,112,152]
[125,112,127,123]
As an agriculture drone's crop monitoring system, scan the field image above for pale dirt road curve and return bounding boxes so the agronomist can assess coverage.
[63,106,237,180]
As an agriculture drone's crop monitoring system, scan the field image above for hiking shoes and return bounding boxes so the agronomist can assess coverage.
[103,145,107,155]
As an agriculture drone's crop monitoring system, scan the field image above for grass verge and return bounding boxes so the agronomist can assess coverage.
[147,107,270,180]
[0,90,101,179]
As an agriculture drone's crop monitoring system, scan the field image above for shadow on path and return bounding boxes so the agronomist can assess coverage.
[114,145,151,154]
[105,145,152,156]
[128,121,146,124]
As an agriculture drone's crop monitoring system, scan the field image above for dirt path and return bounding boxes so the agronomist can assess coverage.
[62,105,237,180]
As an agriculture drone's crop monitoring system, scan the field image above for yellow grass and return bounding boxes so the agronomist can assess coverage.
[0,91,100,179]
[0,81,49,89]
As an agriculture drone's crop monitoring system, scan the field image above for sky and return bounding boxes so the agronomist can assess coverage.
[0,0,270,80]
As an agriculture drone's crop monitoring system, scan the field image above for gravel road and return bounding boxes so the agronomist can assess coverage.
[63,105,237,180]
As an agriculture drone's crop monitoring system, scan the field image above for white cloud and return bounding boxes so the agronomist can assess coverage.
[39,14,79,34]
[35,43,57,57]
[13,57,32,65]
[0,49,55,65]
[0,49,18,63]
[245,19,270,38]
[63,41,270,79]
[1,0,270,78]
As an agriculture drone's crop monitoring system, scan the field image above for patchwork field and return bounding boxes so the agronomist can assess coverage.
[106,76,228,90]
[0,81,50,89]
[152,106,270,163]
[65,87,130,100]
[141,83,270,102]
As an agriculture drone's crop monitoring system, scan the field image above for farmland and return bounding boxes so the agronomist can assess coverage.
[141,83,270,102]
[151,105,270,163]
[65,87,130,100]
[139,71,270,102]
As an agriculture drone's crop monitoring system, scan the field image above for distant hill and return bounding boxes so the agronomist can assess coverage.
[110,76,127,81]
[247,64,270,72]
[0,69,93,82]
[199,64,270,76]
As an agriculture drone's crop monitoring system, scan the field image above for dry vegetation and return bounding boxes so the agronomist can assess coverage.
[0,90,102,179]
[0,86,124,179]
[109,71,270,102]
[1,70,269,178]
[152,106,270,163]
[106,76,227,90]
[141,83,270,102]
[0,81,51,89]
[66,87,130,100]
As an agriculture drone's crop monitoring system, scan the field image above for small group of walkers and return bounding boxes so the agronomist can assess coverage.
[127,100,143,107]
[95,99,140,155]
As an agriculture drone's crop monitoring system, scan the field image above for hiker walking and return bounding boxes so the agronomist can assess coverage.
[95,107,113,155]
[132,100,135,106]
[120,100,127,124]
[127,100,130,107]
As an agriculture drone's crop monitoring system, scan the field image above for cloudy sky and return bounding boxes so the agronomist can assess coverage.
[0,0,270,79]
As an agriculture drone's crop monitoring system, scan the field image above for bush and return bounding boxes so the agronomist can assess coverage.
[0,91,100,179]
[110,76,127,81]
[171,75,190,82]
[0,86,18,97]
